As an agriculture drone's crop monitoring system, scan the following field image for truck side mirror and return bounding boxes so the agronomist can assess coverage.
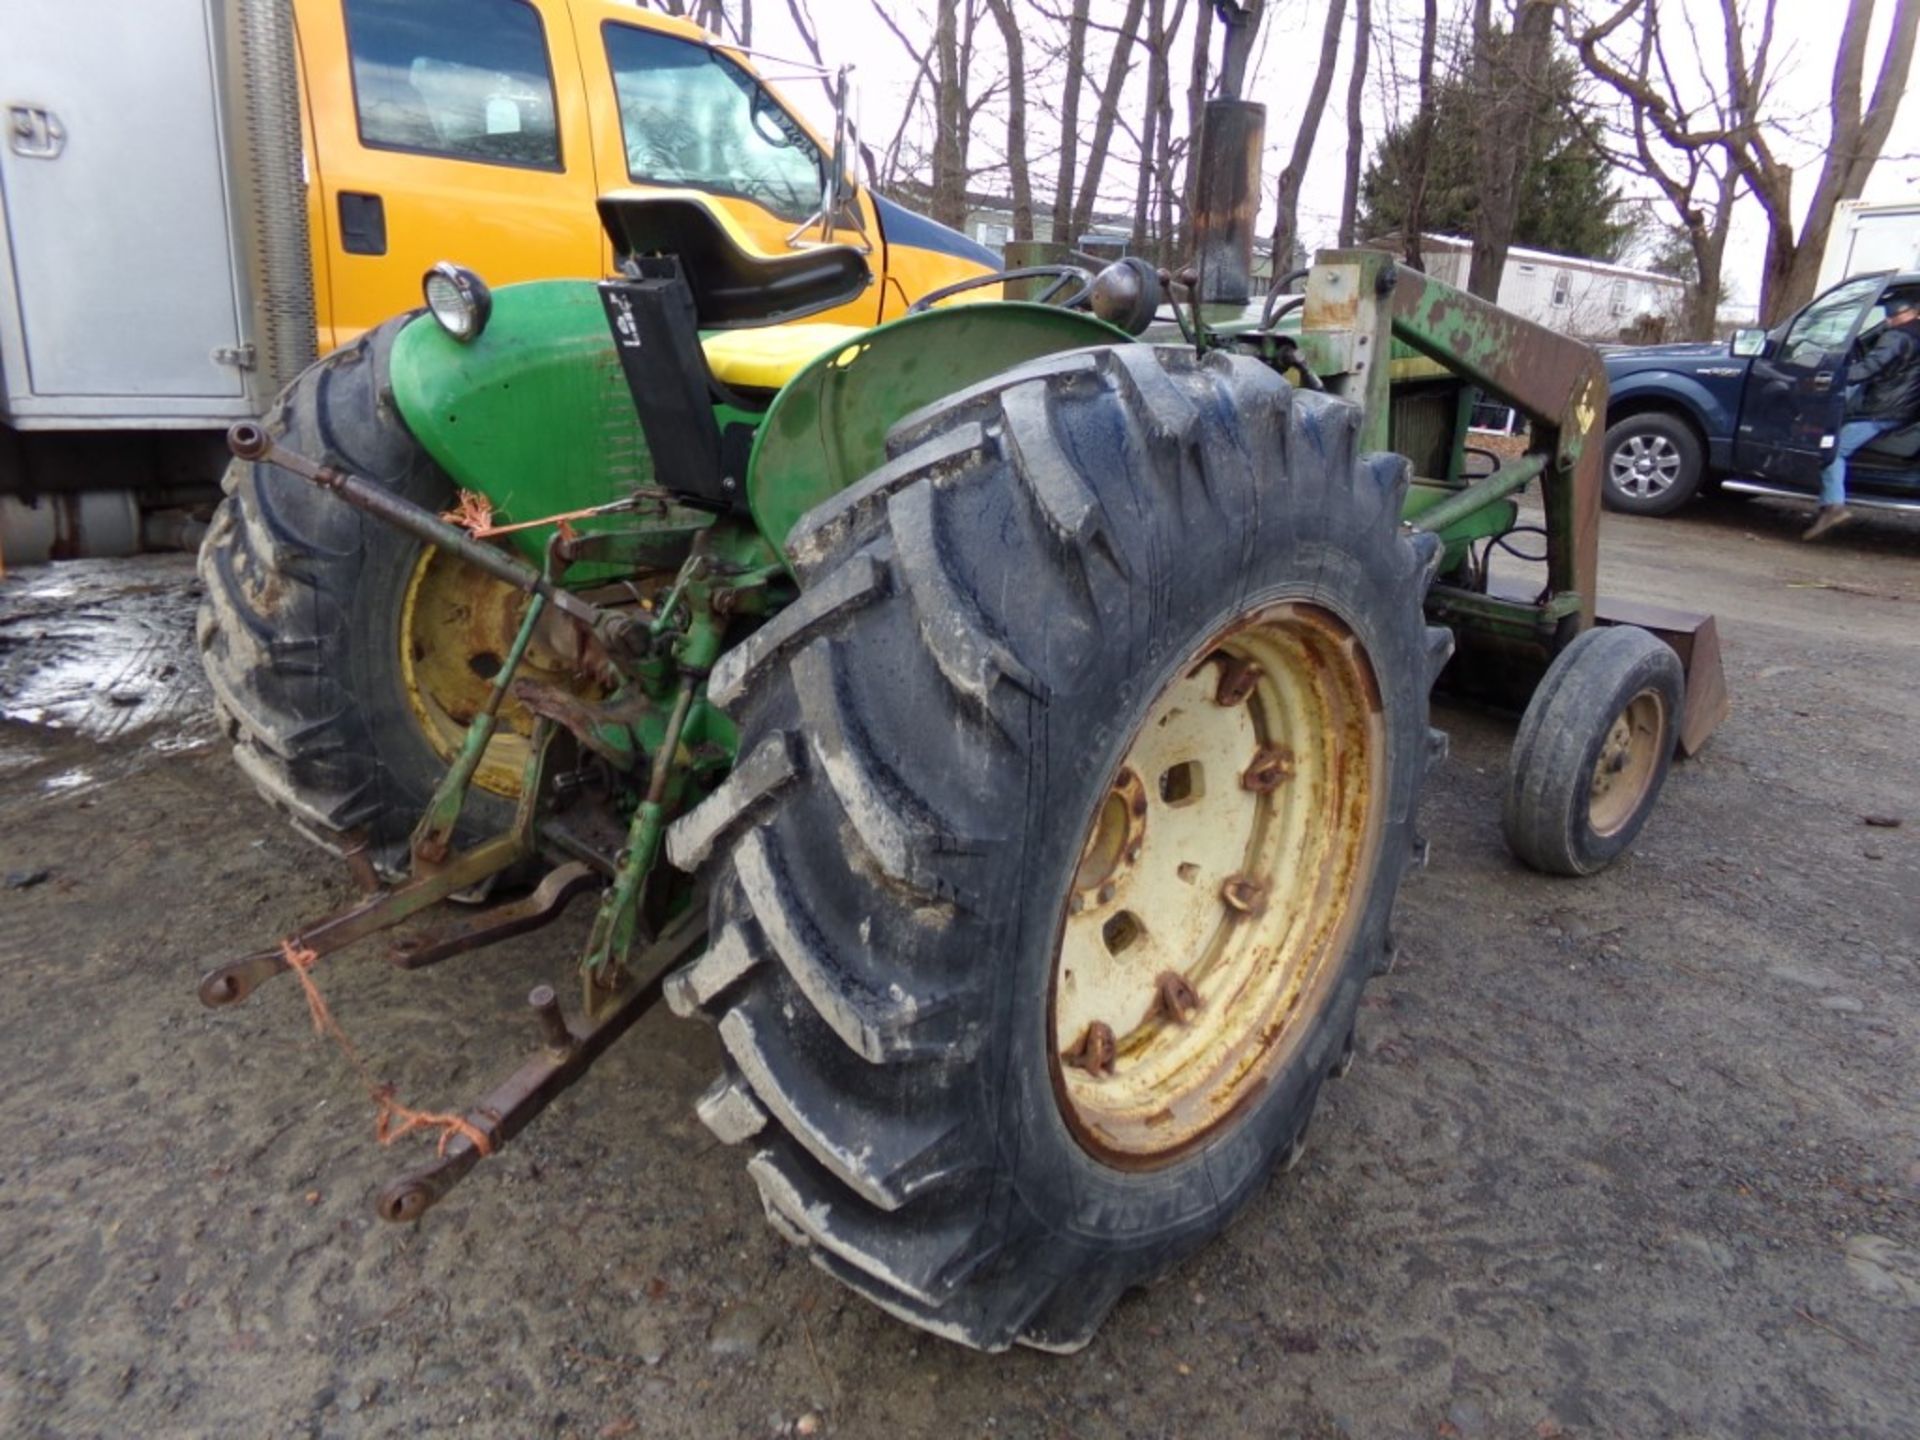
[1730,328,1768,358]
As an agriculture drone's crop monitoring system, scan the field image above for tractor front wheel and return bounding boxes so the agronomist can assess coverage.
[1502,625,1683,876]
[664,344,1451,1351]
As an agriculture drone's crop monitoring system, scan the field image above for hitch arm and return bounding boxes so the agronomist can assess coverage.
[374,900,709,1222]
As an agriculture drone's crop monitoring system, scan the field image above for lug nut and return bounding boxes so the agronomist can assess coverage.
[1221,873,1268,915]
[1213,655,1263,706]
[1153,971,1201,1024]
[1242,745,1296,793]
[1062,1021,1116,1078]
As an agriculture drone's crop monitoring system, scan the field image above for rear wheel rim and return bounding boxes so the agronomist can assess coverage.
[1610,433,1682,498]
[398,547,590,798]
[1588,688,1666,837]
[1049,601,1386,1167]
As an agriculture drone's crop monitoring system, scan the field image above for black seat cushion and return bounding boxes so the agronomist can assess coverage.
[1860,419,1920,461]
[597,194,870,330]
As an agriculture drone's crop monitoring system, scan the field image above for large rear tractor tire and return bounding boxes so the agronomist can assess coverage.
[664,345,1453,1351]
[197,319,556,867]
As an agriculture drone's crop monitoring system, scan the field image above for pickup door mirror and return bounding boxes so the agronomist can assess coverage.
[1729,328,1768,358]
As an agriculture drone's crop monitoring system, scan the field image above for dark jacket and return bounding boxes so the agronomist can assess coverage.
[1847,322,1920,421]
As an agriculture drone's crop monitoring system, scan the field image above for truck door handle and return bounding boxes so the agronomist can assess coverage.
[338,191,387,256]
[6,104,66,159]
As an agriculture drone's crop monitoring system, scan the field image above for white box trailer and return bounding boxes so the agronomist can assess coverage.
[1815,199,1920,291]
[0,0,313,557]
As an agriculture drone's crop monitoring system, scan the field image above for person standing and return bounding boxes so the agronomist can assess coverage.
[1805,290,1920,540]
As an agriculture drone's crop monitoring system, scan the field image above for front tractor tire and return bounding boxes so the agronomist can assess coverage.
[665,345,1452,1351]
[197,319,529,867]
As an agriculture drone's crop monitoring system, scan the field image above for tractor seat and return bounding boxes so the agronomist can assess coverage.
[700,322,868,391]
[597,189,871,330]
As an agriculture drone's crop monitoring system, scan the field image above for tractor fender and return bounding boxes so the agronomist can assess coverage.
[746,303,1132,552]
[387,280,649,565]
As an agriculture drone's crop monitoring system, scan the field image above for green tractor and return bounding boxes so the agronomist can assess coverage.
[198,117,1725,1352]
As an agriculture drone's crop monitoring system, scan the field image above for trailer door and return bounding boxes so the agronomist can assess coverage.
[0,0,247,401]
[302,0,600,351]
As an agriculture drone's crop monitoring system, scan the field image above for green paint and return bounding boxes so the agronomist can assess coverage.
[1402,481,1518,572]
[747,303,1131,550]
[389,282,654,566]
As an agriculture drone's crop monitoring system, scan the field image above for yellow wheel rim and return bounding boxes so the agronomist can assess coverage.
[1050,601,1386,1166]
[398,545,591,798]
[1588,688,1666,837]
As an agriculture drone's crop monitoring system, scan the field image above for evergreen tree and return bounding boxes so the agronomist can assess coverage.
[1360,44,1629,262]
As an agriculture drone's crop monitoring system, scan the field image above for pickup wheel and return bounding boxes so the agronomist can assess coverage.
[1602,412,1703,516]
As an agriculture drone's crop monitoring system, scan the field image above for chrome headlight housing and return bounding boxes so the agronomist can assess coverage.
[422,262,492,343]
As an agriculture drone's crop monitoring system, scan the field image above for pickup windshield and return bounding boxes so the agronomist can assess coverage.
[602,24,821,225]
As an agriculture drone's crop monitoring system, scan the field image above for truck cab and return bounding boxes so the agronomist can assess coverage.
[297,0,993,351]
[0,0,995,550]
[1599,271,1920,517]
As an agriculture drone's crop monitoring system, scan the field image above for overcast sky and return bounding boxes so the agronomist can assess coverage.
[744,0,1918,316]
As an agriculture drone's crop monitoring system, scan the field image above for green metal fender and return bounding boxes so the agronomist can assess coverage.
[745,304,1132,551]
[389,283,1130,567]
[388,281,652,566]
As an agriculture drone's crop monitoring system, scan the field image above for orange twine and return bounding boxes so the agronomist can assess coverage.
[440,488,607,542]
[278,939,494,1159]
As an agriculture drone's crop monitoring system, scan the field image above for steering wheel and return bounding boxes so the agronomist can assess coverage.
[907,265,1096,314]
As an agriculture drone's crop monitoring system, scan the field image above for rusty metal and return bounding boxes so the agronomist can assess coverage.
[338,830,382,893]
[226,424,607,631]
[387,861,601,970]
[1191,99,1265,306]
[1242,745,1296,793]
[1061,1021,1117,1079]
[1220,873,1268,915]
[1152,971,1201,1025]
[373,903,708,1223]
[1212,654,1263,706]
[197,833,529,1007]
[529,984,575,1054]
[510,680,651,771]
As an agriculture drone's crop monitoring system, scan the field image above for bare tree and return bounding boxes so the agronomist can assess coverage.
[1571,0,1742,338]
[1337,0,1372,246]
[985,0,1035,241]
[1400,0,1441,271]
[1069,0,1150,241]
[1466,0,1557,298]
[1271,0,1350,274]
[1724,0,1919,321]
[1180,0,1216,253]
[1052,0,1094,241]
[1215,0,1269,97]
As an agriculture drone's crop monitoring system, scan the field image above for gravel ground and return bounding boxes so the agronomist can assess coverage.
[0,492,1915,1440]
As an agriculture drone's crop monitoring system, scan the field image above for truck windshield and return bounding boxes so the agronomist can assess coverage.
[602,24,822,225]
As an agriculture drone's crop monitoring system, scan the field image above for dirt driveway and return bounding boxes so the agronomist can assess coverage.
[1,494,1916,1440]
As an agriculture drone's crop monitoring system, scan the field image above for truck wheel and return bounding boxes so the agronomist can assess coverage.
[1601,412,1703,516]
[197,318,576,868]
[1502,626,1683,877]
[665,345,1450,1351]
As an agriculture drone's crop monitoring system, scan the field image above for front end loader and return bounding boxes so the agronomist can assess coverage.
[197,123,1726,1353]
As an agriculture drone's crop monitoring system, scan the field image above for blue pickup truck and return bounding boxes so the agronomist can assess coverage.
[1600,270,1920,517]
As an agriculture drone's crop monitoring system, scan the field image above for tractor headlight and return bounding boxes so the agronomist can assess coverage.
[422,262,492,343]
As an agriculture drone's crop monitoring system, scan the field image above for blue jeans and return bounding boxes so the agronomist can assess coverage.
[1820,417,1900,505]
